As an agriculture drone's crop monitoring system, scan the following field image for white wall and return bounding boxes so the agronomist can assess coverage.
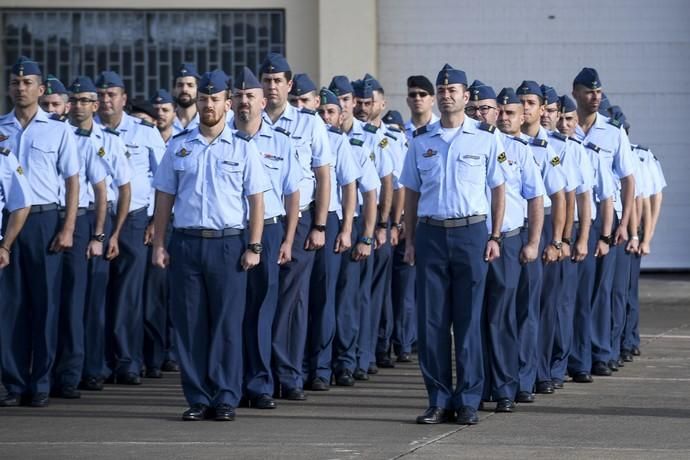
[377,0,690,269]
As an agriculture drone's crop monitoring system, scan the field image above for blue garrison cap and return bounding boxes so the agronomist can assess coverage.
[609,105,630,130]
[319,87,340,108]
[174,63,200,80]
[45,75,67,95]
[290,73,317,96]
[328,76,353,96]
[363,73,383,92]
[599,92,611,115]
[497,87,521,105]
[516,80,542,98]
[436,64,467,86]
[68,76,97,94]
[198,70,229,95]
[540,84,559,105]
[233,66,261,90]
[150,89,173,105]
[573,67,602,89]
[382,110,404,127]
[352,79,374,99]
[11,56,41,77]
[469,84,496,102]
[558,95,577,113]
[96,71,125,89]
[259,52,291,75]
[469,80,485,89]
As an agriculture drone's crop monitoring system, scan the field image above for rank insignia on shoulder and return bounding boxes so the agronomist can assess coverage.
[509,135,528,145]
[379,138,389,149]
[550,156,561,166]
[497,152,507,163]
[16,165,24,175]
[422,149,437,158]
[384,131,398,140]
[75,128,91,137]
[0,147,10,156]
[172,129,189,139]
[607,118,622,128]
[176,148,189,157]
[549,131,566,142]
[636,145,649,151]
[478,122,496,133]
[139,119,155,128]
[234,131,251,141]
[568,136,581,144]
[0,134,9,142]
[103,127,120,136]
[364,123,378,134]
[387,126,401,133]
[349,138,364,147]
[413,126,428,138]
[369,151,376,162]
[98,147,106,158]
[274,126,290,136]
[328,126,342,135]
[50,113,67,122]
[584,142,600,153]
[300,107,316,115]
[530,139,548,148]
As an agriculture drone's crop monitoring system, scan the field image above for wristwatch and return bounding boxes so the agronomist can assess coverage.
[247,243,263,254]
[551,240,563,250]
[391,222,403,231]
[91,233,106,243]
[488,235,502,244]
[599,234,613,246]
[562,237,572,245]
[359,236,373,246]
[311,224,326,232]
[376,221,389,229]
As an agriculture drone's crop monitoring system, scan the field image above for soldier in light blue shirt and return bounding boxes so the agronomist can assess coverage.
[171,63,201,135]
[404,75,440,143]
[400,64,506,426]
[0,57,80,408]
[152,69,270,422]
[0,148,32,274]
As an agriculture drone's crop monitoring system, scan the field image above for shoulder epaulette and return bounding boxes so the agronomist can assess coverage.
[328,126,343,135]
[234,130,251,142]
[384,131,398,140]
[607,118,622,128]
[300,108,316,115]
[274,126,290,137]
[349,138,364,147]
[172,129,189,139]
[103,126,120,136]
[584,142,601,153]
[568,136,581,144]
[413,125,428,138]
[50,113,67,122]
[363,123,378,134]
[74,128,91,137]
[508,135,528,145]
[530,138,548,148]
[139,119,155,128]
[0,147,10,156]
[549,131,567,142]
[478,122,496,133]
[387,126,402,133]
[635,144,649,152]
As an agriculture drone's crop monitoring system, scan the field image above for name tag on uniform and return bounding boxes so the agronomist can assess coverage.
[222,160,239,166]
[422,149,437,158]
[263,153,283,161]
[463,154,481,160]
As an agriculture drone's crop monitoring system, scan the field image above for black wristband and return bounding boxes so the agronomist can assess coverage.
[562,237,572,245]
[376,221,389,229]
[311,224,326,232]
[599,234,612,246]
[488,235,502,244]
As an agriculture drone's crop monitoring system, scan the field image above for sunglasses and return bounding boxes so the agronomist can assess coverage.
[408,91,430,98]
[69,97,98,104]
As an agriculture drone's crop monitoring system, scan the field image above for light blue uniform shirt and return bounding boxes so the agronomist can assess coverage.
[172,112,200,136]
[580,138,616,221]
[245,121,303,219]
[65,126,110,208]
[543,128,590,194]
[400,119,505,219]
[348,138,381,217]
[81,125,132,205]
[0,150,32,239]
[404,113,440,143]
[153,126,271,230]
[347,119,394,188]
[262,105,334,209]
[633,145,666,195]
[326,126,363,218]
[382,123,407,190]
[0,108,79,205]
[522,133,567,209]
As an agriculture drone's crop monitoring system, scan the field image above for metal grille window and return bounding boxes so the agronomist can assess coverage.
[1,9,286,111]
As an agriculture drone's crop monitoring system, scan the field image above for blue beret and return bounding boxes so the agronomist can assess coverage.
[382,110,404,127]
[290,73,317,96]
[469,84,496,102]
[558,94,577,113]
[45,75,67,95]
[259,52,291,75]
[175,63,200,80]
[68,76,97,94]
[198,70,229,95]
[319,87,340,108]
[352,79,374,99]
[496,87,521,105]
[599,92,611,115]
[540,84,559,105]
[573,67,602,89]
[96,71,125,89]
[150,89,174,105]
[469,79,485,89]
[516,80,542,98]
[436,64,467,86]
[328,75,353,96]
[363,73,383,92]
[11,56,41,77]
[233,66,261,90]
[407,75,434,95]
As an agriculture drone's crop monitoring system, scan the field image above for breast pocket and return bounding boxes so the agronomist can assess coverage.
[457,155,484,184]
[218,159,244,190]
[418,156,442,184]
[31,139,58,171]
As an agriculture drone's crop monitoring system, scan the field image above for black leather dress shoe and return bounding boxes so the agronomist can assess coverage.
[56,386,81,399]
[535,381,554,394]
[0,393,22,407]
[353,368,369,381]
[182,404,210,421]
[516,391,534,403]
[607,359,619,372]
[162,360,180,372]
[572,372,593,383]
[335,370,355,387]
[396,352,412,363]
[621,350,634,362]
[376,356,395,368]
[495,398,515,413]
[307,377,330,391]
[282,388,306,401]
[80,377,104,391]
[592,361,612,376]
[214,404,235,421]
[145,368,163,378]
[118,372,142,385]
[252,394,276,409]
[456,406,479,425]
[416,406,452,424]
[631,347,641,356]
[552,380,564,390]
[367,364,379,375]
[30,393,50,408]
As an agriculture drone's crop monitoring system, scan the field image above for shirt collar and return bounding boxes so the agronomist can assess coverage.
[190,125,234,145]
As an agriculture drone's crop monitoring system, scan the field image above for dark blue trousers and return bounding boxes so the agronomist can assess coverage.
[106,208,148,376]
[374,235,394,362]
[272,211,315,390]
[416,221,488,410]
[590,214,618,364]
[568,225,597,374]
[244,221,283,398]
[516,227,544,393]
[622,253,642,351]
[610,240,632,361]
[391,238,416,356]
[169,232,246,407]
[305,212,341,382]
[0,210,62,395]
[54,213,90,388]
[483,233,521,400]
[356,221,374,371]
[143,225,171,370]
[333,222,361,374]
[82,211,113,380]
[537,214,562,384]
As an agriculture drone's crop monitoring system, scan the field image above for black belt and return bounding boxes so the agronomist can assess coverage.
[29,203,59,214]
[174,228,242,238]
[59,207,87,218]
[87,201,114,212]
[128,206,148,217]
[419,215,486,228]
[502,227,522,238]
[265,216,282,225]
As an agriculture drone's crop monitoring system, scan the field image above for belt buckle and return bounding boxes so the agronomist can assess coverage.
[201,229,215,238]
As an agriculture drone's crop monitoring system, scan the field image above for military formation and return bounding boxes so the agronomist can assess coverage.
[0,53,666,425]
